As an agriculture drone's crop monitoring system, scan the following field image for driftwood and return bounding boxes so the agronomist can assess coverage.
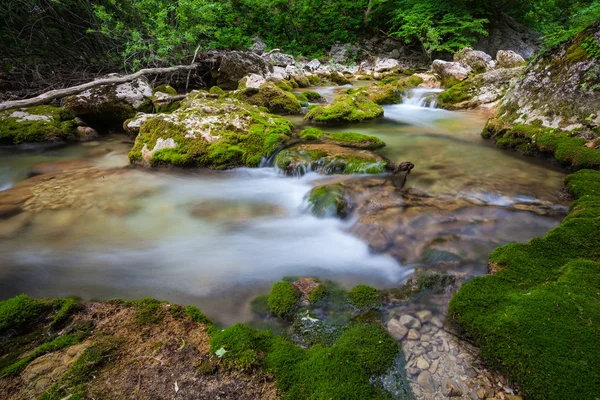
[0,64,200,112]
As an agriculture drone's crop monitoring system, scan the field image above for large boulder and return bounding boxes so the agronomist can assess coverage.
[304,59,321,72]
[453,48,493,72]
[373,58,400,73]
[217,51,272,90]
[249,37,267,54]
[0,105,76,145]
[305,92,384,123]
[128,92,293,169]
[235,82,302,114]
[63,76,152,126]
[431,60,472,86]
[496,50,526,69]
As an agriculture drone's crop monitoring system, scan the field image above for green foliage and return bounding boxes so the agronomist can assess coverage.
[348,285,381,311]
[449,169,600,399]
[40,336,122,400]
[268,281,299,318]
[389,0,488,59]
[0,294,48,336]
[184,305,213,325]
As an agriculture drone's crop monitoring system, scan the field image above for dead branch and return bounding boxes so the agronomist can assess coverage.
[0,64,200,112]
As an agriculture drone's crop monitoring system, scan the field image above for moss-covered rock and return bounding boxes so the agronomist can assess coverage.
[304,91,324,102]
[299,127,323,141]
[63,76,153,126]
[235,82,302,114]
[329,71,351,85]
[365,83,401,105]
[0,106,76,145]
[305,92,383,123]
[267,281,299,318]
[348,285,381,311]
[307,184,349,218]
[297,128,385,150]
[449,169,600,399]
[129,92,294,169]
[482,119,600,169]
[275,143,387,176]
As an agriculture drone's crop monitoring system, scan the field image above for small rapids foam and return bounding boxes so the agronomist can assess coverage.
[384,88,458,126]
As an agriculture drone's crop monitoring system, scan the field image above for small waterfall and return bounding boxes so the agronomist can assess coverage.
[402,88,444,109]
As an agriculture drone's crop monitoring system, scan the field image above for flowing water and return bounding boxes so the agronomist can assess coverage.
[0,87,568,325]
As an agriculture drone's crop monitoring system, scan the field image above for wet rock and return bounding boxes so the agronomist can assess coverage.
[428,351,440,360]
[399,314,422,329]
[416,357,430,370]
[430,316,443,328]
[417,371,435,392]
[388,318,409,340]
[442,379,463,397]
[76,126,99,141]
[432,60,471,84]
[263,52,295,67]
[0,106,77,145]
[63,76,153,126]
[496,50,526,69]
[307,184,350,219]
[0,212,32,238]
[429,359,439,374]
[373,58,400,73]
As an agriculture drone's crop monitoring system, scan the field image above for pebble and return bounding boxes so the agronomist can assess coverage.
[407,329,421,340]
[442,378,463,397]
[399,314,422,329]
[387,318,408,340]
[429,359,439,374]
[430,316,443,328]
[428,351,440,360]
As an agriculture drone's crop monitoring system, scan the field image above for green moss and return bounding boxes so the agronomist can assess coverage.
[366,83,401,105]
[305,92,383,123]
[308,285,326,304]
[236,82,302,114]
[0,106,76,145]
[294,93,309,106]
[419,249,462,264]
[328,131,385,149]
[329,72,351,85]
[437,80,474,106]
[129,98,293,169]
[184,305,213,325]
[275,80,294,92]
[268,281,298,318]
[348,285,381,311]
[0,294,48,336]
[209,323,273,370]
[1,326,90,377]
[304,91,324,102]
[153,84,177,95]
[209,86,225,96]
[483,120,600,169]
[50,298,81,329]
[299,127,323,141]
[39,336,122,400]
[449,169,600,399]
[407,75,424,86]
[126,298,166,325]
[307,185,348,218]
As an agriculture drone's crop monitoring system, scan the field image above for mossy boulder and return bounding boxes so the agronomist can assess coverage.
[329,71,351,85]
[305,92,383,123]
[0,106,76,145]
[307,184,350,218]
[450,169,600,399]
[495,22,600,131]
[304,91,325,102]
[129,92,293,169]
[235,82,302,115]
[275,143,387,176]
[63,76,153,126]
[267,281,299,318]
[365,83,401,105]
[298,128,385,150]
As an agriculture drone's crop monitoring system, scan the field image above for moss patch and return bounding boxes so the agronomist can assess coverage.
[328,131,385,149]
[449,169,600,399]
[299,127,323,140]
[235,82,302,114]
[305,92,383,123]
[437,80,475,106]
[0,106,76,145]
[348,285,381,311]
[307,185,349,218]
[0,294,48,336]
[268,281,299,318]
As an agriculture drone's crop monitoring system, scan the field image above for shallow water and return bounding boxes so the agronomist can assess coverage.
[0,88,568,325]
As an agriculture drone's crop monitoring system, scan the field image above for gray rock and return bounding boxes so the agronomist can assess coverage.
[217,51,271,90]
[249,37,267,54]
[305,59,321,71]
[407,329,421,340]
[399,314,422,329]
[432,60,471,83]
[430,316,443,328]
[429,359,440,374]
[373,58,400,73]
[329,43,361,63]
[428,351,440,360]
[416,357,430,370]
[442,379,463,397]
[496,50,526,68]
[416,310,433,323]
[263,52,296,67]
[473,13,540,59]
[454,47,493,71]
[388,318,409,340]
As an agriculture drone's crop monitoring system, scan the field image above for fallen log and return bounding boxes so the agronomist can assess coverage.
[0,64,200,112]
